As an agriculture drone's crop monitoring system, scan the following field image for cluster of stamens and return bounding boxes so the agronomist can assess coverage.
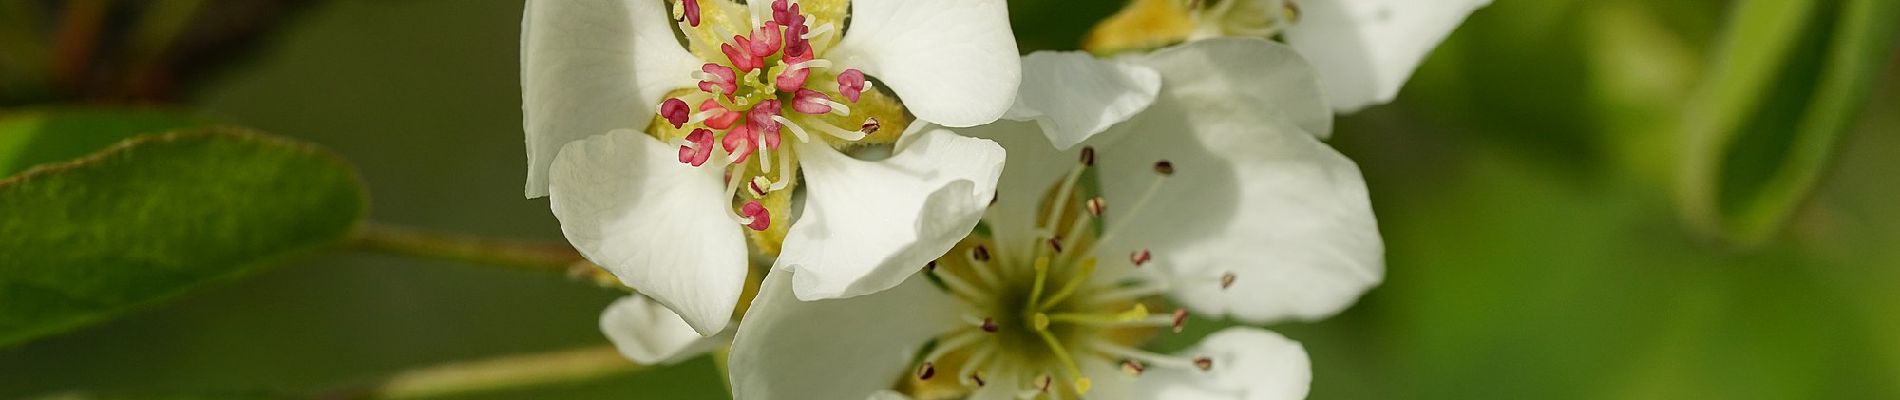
[663,0,880,232]
[911,148,1238,398]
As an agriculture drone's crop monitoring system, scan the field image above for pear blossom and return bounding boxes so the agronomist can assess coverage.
[523,0,1020,336]
[728,39,1383,399]
[1087,0,1489,112]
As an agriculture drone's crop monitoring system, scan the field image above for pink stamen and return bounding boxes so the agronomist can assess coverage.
[775,55,813,92]
[775,70,813,94]
[698,64,738,96]
[680,0,701,27]
[791,89,833,114]
[749,99,783,137]
[771,44,817,91]
[660,98,690,128]
[741,201,771,231]
[748,178,768,197]
[723,124,757,164]
[837,69,866,102]
[678,128,714,166]
[748,22,783,58]
[771,0,795,26]
[783,7,810,58]
[698,99,740,129]
[760,120,782,150]
[722,37,762,72]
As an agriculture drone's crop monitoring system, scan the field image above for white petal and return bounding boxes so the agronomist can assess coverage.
[776,128,1006,300]
[1092,39,1382,323]
[598,295,727,365]
[1283,0,1489,112]
[522,0,701,197]
[1003,51,1161,150]
[1129,38,1332,140]
[1133,327,1311,400]
[828,0,1021,127]
[728,273,961,400]
[548,129,746,335]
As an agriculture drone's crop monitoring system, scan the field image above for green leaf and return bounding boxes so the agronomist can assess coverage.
[0,108,212,176]
[0,127,366,347]
[1678,0,1900,247]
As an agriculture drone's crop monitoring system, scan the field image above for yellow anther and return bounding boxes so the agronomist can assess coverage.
[1074,378,1093,395]
[1032,313,1051,331]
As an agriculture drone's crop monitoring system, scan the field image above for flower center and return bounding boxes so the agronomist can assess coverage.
[662,0,879,232]
[906,148,1237,398]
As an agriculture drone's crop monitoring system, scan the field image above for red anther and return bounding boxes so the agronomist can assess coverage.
[697,63,737,96]
[916,362,936,380]
[1170,308,1189,333]
[722,124,757,163]
[783,32,811,59]
[660,98,690,128]
[760,122,782,150]
[749,99,783,135]
[722,37,762,72]
[775,49,814,92]
[860,117,881,135]
[980,317,999,333]
[1120,359,1146,377]
[698,99,740,129]
[1130,249,1152,267]
[680,0,701,26]
[791,89,833,114]
[783,10,810,58]
[678,128,714,167]
[748,177,768,197]
[775,66,811,92]
[836,69,866,102]
[1192,356,1214,371]
[748,22,783,58]
[771,0,795,25]
[742,201,771,231]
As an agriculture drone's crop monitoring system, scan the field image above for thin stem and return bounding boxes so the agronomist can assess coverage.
[350,222,616,287]
[335,346,644,400]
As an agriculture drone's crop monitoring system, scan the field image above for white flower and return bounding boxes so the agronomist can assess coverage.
[1089,0,1489,113]
[522,0,1021,335]
[727,38,1383,399]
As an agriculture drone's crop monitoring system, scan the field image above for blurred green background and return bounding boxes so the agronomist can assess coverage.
[2,0,1897,398]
